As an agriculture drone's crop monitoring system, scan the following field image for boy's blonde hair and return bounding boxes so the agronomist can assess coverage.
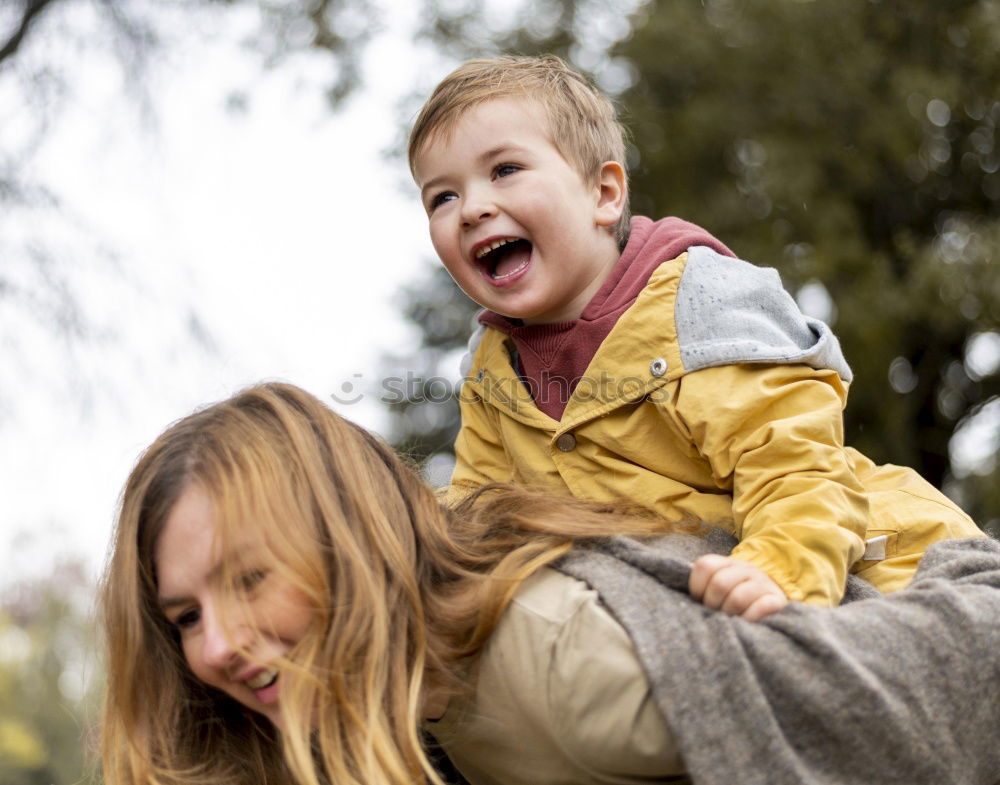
[408,55,631,246]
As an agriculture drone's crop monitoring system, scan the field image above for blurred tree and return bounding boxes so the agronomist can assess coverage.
[384,0,1000,532]
[0,0,379,100]
[372,263,471,491]
[0,0,382,418]
[0,562,101,785]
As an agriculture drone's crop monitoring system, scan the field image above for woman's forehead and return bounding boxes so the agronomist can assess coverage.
[154,485,270,594]
[154,485,217,597]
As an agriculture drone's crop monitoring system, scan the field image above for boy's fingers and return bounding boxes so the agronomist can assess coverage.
[720,577,768,616]
[690,555,789,619]
[688,554,733,601]
[704,568,752,610]
[740,592,789,622]
[692,557,756,609]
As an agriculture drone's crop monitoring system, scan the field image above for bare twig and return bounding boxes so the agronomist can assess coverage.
[0,0,59,65]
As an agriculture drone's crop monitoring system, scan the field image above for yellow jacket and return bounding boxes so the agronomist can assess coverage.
[448,247,981,605]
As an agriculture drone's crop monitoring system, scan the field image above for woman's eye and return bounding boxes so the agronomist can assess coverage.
[239,568,267,593]
[494,164,520,179]
[173,608,201,630]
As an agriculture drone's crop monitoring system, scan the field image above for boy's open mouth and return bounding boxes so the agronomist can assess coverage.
[475,237,532,280]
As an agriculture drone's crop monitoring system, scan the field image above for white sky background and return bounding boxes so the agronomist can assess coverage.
[0,0,457,585]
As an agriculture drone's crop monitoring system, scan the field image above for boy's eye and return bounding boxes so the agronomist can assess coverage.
[493,163,520,179]
[429,191,456,211]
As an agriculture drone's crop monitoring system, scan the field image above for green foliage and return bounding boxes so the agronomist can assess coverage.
[618,0,1000,496]
[389,0,1000,526]
[0,564,102,785]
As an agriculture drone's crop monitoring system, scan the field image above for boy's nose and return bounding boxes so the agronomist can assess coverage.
[461,194,497,227]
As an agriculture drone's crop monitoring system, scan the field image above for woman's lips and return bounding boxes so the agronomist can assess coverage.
[249,671,280,705]
[245,667,281,704]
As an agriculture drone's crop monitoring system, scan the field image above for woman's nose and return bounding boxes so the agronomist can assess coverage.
[199,604,249,670]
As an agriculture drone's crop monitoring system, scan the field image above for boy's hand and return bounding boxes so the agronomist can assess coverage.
[688,554,789,621]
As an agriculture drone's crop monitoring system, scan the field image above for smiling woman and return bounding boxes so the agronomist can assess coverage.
[100,382,1000,785]
[100,381,670,785]
[154,485,313,730]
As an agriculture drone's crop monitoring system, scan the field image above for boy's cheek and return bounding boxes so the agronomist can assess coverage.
[430,235,462,269]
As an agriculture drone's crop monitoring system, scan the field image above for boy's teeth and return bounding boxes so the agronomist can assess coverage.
[476,237,518,259]
[246,669,278,690]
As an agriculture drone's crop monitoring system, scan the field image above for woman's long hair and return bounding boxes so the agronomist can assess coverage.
[100,382,675,785]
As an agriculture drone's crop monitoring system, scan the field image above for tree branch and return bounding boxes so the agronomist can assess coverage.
[0,0,59,65]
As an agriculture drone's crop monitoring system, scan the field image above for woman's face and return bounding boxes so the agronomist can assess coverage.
[154,484,314,730]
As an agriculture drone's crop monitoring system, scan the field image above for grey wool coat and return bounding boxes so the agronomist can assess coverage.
[555,530,1000,785]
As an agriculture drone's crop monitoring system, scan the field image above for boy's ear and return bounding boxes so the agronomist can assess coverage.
[594,161,626,228]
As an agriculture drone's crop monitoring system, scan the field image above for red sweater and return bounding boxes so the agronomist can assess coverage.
[478,216,735,420]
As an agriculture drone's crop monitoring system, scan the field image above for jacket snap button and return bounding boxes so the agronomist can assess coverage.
[649,357,667,378]
[556,432,577,452]
[476,369,485,383]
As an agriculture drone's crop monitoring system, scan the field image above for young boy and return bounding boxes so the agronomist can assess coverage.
[408,55,982,619]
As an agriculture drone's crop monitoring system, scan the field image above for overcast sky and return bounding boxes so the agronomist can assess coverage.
[1,1,455,584]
